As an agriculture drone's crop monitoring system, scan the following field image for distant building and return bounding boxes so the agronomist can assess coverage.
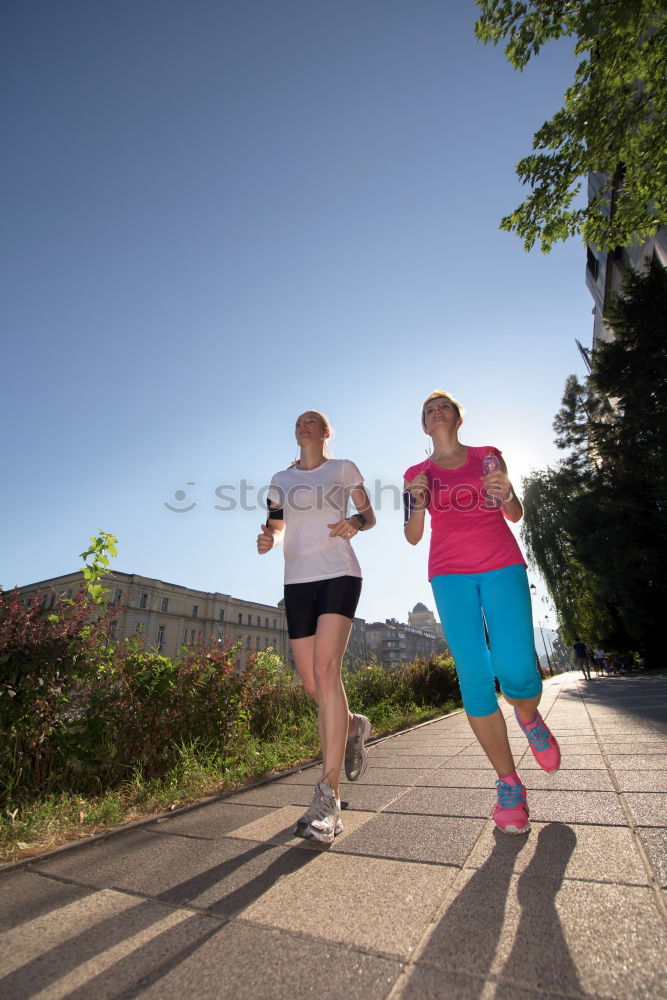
[346,617,370,668]
[365,618,440,668]
[12,571,290,670]
[408,601,446,644]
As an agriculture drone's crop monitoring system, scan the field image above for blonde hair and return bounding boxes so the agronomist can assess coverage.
[421,390,464,429]
[289,409,334,467]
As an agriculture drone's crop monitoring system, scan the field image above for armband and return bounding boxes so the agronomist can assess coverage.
[267,502,284,520]
[403,490,415,525]
[351,513,367,531]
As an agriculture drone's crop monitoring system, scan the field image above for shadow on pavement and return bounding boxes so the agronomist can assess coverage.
[401,822,584,999]
[0,836,322,999]
[560,676,667,728]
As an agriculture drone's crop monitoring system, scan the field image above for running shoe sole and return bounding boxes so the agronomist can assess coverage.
[345,714,371,781]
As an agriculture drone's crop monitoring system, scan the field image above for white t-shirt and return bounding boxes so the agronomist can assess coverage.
[268,458,364,585]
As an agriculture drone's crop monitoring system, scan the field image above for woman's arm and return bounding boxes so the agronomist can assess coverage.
[328,484,376,537]
[256,505,285,554]
[403,475,428,545]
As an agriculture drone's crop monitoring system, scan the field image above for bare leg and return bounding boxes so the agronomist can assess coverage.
[467,710,515,777]
[290,634,355,764]
[503,692,542,726]
[311,613,353,797]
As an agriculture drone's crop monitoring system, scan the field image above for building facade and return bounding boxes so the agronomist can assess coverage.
[408,602,446,645]
[365,618,440,668]
[585,174,667,349]
[13,571,290,670]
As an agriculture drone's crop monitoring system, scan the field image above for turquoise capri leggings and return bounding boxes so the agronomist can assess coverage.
[430,564,542,718]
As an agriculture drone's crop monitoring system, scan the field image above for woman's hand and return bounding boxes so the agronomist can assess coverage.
[328,518,360,539]
[406,472,430,508]
[257,524,275,553]
[482,467,512,504]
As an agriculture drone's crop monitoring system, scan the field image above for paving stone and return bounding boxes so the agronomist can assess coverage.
[439,756,499,771]
[144,799,275,839]
[0,870,91,932]
[223,782,316,808]
[613,769,667,793]
[0,886,220,1000]
[525,789,627,825]
[365,755,450,770]
[224,804,374,849]
[240,852,458,959]
[636,828,667,886]
[522,769,614,791]
[34,828,329,917]
[125,920,403,999]
[395,966,581,1000]
[598,742,667,754]
[370,746,465,756]
[385,786,493,819]
[623,792,667,827]
[607,754,667,770]
[340,783,413,813]
[417,869,667,1000]
[334,812,485,866]
[520,753,607,770]
[416,769,496,788]
[466,821,649,886]
[344,766,431,784]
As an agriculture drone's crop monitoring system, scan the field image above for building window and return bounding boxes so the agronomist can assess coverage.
[135,622,144,635]
[109,620,118,638]
[161,597,169,612]
[256,615,260,626]
[49,593,56,609]
[192,605,199,618]
[157,625,165,649]
[586,246,598,279]
[139,592,148,609]
[113,588,123,604]
[190,629,196,644]
[219,609,224,621]
[264,617,268,628]
[247,614,252,625]
[272,618,276,629]
[246,636,251,649]
[238,613,243,624]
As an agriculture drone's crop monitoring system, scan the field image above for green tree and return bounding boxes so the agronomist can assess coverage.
[521,259,667,659]
[475,0,667,251]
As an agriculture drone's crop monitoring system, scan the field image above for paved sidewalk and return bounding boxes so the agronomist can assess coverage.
[1,672,666,1000]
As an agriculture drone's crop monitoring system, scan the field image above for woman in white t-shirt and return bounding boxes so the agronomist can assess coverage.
[257,409,376,844]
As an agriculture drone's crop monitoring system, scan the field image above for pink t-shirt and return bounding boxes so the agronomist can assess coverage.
[404,446,526,578]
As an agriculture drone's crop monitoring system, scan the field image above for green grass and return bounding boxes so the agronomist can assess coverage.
[0,700,457,865]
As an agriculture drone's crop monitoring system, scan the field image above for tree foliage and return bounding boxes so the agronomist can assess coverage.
[475,0,667,251]
[521,258,667,657]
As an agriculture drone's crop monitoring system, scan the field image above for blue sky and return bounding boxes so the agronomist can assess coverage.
[1,1,588,635]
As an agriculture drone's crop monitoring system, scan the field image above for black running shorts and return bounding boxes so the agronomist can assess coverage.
[284,575,362,639]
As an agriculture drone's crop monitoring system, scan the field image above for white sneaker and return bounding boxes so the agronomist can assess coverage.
[345,713,371,781]
[295,779,342,845]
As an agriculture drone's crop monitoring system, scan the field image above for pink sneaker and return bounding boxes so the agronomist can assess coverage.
[515,709,561,773]
[494,778,530,835]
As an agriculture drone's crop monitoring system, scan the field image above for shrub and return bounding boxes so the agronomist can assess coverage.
[0,586,112,796]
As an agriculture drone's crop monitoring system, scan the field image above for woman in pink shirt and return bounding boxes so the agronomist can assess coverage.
[404,390,560,834]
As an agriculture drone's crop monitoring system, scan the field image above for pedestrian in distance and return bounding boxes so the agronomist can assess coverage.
[403,390,561,836]
[572,638,592,680]
[257,409,376,845]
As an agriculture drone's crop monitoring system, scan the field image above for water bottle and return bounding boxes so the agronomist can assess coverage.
[482,451,502,509]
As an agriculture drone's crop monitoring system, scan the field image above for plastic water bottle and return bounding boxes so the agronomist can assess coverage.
[482,451,502,509]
